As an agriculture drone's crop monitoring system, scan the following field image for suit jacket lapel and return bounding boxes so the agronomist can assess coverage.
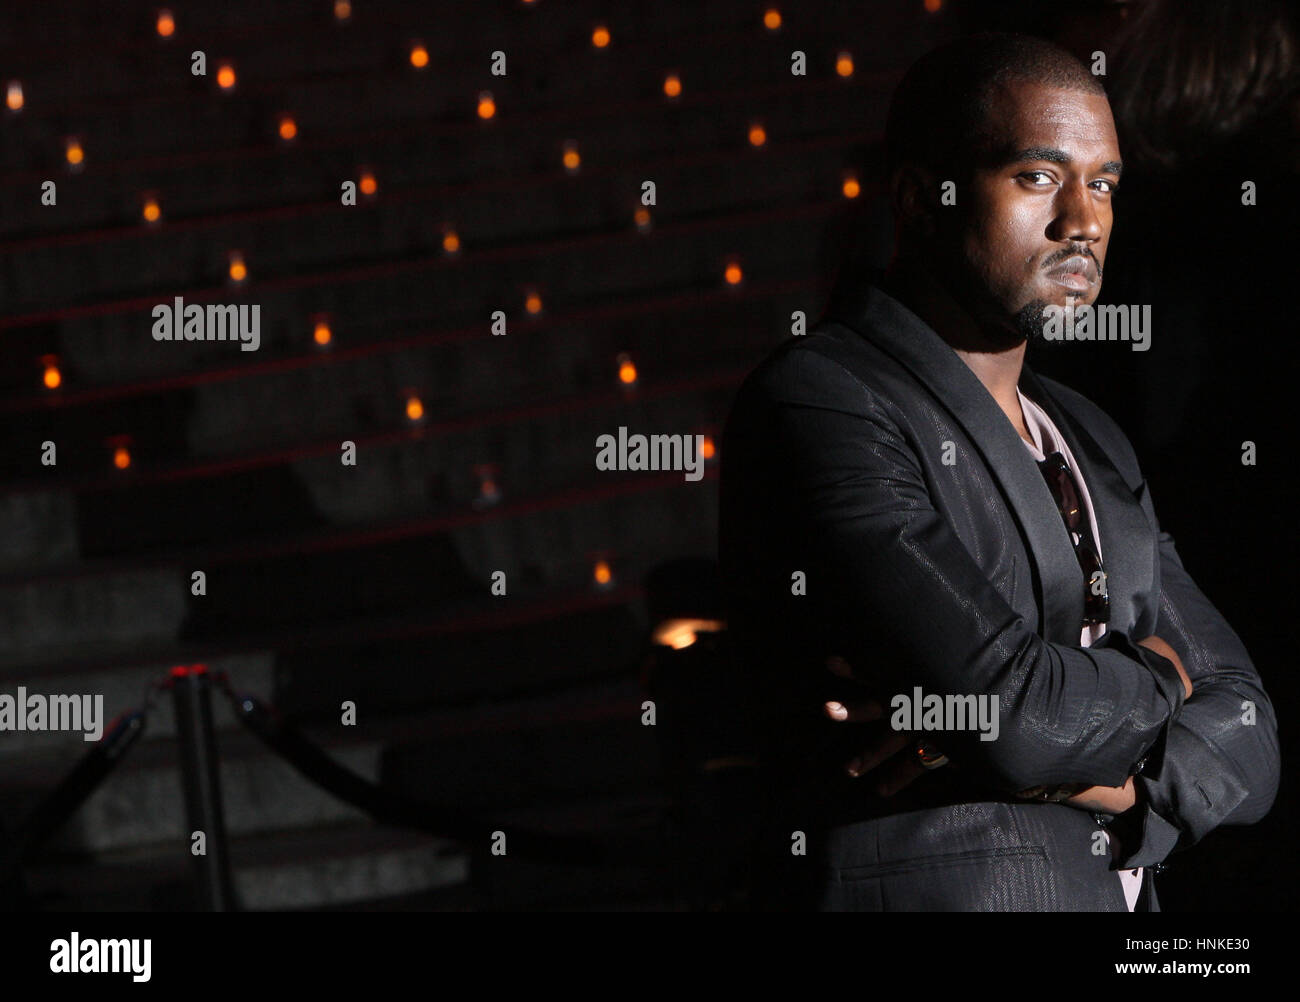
[1017,366,1155,635]
[826,285,1084,644]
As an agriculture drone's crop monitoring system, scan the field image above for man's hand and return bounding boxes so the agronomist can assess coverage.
[1023,637,1183,814]
[1063,775,1138,813]
[1024,642,1190,816]
[1032,636,1186,814]
[823,637,1181,809]
[823,655,934,796]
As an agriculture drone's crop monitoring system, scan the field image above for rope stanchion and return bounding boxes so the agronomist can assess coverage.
[216,677,637,866]
[1,666,656,908]
[169,664,238,910]
[0,708,149,885]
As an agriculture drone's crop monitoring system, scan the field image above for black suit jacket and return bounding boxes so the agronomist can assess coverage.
[717,283,1280,911]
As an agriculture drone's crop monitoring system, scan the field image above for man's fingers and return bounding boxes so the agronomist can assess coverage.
[826,655,854,679]
[846,730,910,777]
[824,699,884,723]
[873,756,927,797]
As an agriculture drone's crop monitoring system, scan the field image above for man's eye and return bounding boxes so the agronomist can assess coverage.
[1020,171,1055,185]
[1091,179,1118,193]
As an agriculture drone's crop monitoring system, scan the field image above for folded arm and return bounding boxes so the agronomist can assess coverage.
[1106,508,1280,867]
[761,350,1187,793]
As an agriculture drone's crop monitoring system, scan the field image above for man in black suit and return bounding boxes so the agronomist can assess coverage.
[718,32,1279,911]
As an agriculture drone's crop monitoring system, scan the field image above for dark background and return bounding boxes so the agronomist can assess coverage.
[0,0,1291,911]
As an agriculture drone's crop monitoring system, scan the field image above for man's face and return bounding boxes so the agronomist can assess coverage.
[939,80,1122,342]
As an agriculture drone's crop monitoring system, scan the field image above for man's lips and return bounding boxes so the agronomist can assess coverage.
[1044,254,1098,292]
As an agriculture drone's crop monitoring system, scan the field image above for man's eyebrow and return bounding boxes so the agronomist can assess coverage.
[1001,145,1123,177]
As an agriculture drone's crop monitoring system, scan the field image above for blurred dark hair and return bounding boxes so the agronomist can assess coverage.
[884,31,1105,179]
[1110,0,1300,171]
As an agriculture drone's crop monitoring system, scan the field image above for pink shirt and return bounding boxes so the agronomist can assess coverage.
[1017,388,1144,912]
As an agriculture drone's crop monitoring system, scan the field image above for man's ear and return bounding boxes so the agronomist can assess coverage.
[890,164,940,239]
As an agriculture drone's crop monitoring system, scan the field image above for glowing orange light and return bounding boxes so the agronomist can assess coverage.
[842,175,860,199]
[6,81,23,111]
[406,396,424,421]
[663,74,681,98]
[634,207,651,227]
[228,253,247,282]
[216,63,236,90]
[278,115,297,141]
[724,261,743,285]
[618,358,637,384]
[562,145,580,170]
[65,138,84,166]
[748,123,766,147]
[701,436,716,460]
[334,0,352,20]
[763,8,781,29]
[442,230,460,253]
[525,292,543,314]
[653,617,725,650]
[313,320,332,346]
[358,170,377,196]
[473,465,501,506]
[113,446,131,470]
[410,43,429,69]
[142,197,162,222]
[43,364,61,389]
[156,9,175,37]
[592,26,610,48]
[836,52,854,77]
[477,92,495,119]
[925,0,943,11]
[593,560,612,585]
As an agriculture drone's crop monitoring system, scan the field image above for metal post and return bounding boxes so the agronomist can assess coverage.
[170,664,237,910]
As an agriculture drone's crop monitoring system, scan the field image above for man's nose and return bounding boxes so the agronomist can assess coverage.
[1048,181,1104,243]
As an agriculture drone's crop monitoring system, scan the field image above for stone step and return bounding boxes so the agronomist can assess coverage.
[0,491,78,573]
[44,733,381,854]
[2,669,660,854]
[11,125,872,305]
[455,790,673,911]
[21,820,469,911]
[0,469,716,668]
[0,568,184,668]
[3,0,753,122]
[31,204,833,385]
[19,786,673,911]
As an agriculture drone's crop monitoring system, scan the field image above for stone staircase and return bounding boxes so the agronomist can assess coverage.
[0,0,956,909]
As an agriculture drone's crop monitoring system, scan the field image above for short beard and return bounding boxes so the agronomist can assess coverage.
[1013,297,1059,347]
